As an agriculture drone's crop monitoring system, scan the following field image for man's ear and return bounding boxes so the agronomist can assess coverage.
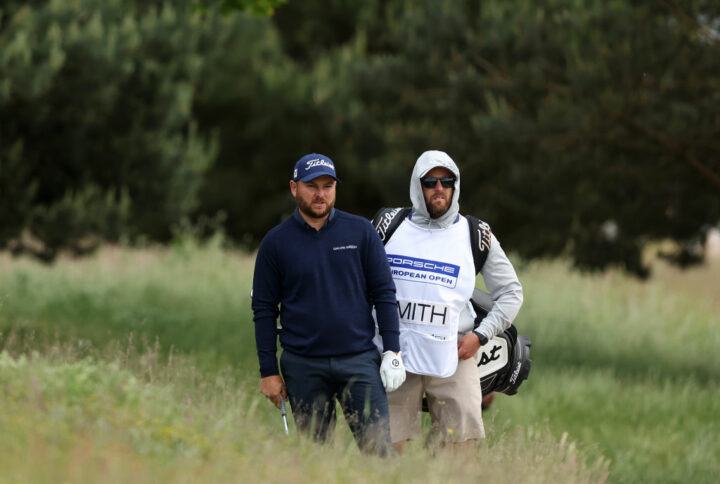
[290,180,297,197]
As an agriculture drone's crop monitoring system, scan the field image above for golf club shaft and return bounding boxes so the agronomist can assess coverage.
[280,398,289,435]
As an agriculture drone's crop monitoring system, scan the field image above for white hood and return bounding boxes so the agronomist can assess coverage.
[409,150,460,229]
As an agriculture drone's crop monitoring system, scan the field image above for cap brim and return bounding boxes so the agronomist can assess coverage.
[297,171,340,182]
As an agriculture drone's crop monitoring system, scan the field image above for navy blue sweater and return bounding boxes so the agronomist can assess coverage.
[252,208,400,377]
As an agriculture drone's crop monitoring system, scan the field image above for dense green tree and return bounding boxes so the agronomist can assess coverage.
[260,0,720,276]
[196,0,287,15]
[188,2,345,244]
[3,0,718,276]
[0,0,273,260]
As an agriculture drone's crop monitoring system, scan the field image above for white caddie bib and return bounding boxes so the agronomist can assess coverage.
[385,219,476,377]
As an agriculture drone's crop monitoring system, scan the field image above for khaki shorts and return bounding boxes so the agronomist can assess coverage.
[387,357,485,443]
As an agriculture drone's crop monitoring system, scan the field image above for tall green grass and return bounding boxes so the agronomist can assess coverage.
[0,242,256,370]
[497,260,720,483]
[0,344,607,484]
[0,244,718,483]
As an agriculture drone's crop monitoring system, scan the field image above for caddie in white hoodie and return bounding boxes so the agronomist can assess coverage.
[382,150,523,453]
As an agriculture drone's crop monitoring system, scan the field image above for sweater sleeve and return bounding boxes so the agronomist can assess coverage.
[364,223,400,352]
[251,237,282,377]
[476,233,524,340]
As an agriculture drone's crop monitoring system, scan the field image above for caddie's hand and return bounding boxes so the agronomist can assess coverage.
[457,333,481,360]
[380,351,406,392]
[260,375,287,409]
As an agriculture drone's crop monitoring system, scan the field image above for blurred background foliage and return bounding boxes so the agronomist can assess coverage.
[1,0,719,276]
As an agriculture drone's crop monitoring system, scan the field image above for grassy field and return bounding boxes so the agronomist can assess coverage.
[0,241,718,483]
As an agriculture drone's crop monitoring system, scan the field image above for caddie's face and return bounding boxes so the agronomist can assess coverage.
[290,175,337,220]
[421,166,454,218]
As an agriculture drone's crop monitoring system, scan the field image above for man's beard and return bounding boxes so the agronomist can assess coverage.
[426,197,450,218]
[298,196,334,219]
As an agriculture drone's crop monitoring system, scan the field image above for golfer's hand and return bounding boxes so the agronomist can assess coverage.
[380,351,406,392]
[260,375,287,408]
[458,333,481,360]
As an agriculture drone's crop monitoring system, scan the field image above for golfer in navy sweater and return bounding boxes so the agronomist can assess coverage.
[252,153,406,456]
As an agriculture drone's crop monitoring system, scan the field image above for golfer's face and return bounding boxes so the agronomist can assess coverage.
[422,166,454,218]
[292,175,336,219]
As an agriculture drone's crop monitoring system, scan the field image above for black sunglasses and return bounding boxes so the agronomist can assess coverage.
[420,176,456,189]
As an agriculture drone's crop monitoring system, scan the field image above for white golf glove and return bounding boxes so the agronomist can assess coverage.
[380,351,406,392]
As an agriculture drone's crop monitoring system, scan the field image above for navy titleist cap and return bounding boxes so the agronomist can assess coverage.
[292,153,340,182]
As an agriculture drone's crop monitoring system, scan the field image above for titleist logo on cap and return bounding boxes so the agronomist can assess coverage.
[305,159,335,170]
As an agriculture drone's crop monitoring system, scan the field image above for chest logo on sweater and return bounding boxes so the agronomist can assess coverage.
[396,299,450,326]
[386,254,460,288]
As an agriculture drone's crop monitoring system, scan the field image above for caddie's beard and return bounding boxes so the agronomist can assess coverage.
[297,195,335,220]
[425,193,452,218]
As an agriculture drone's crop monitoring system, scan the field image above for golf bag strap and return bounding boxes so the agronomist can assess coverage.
[465,214,492,275]
[371,207,411,244]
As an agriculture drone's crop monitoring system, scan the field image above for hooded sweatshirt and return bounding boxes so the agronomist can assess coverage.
[408,150,461,229]
[384,150,524,377]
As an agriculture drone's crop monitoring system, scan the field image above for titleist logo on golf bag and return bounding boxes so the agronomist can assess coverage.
[478,344,502,365]
[477,220,491,252]
[477,337,509,377]
[375,207,405,240]
[509,361,522,384]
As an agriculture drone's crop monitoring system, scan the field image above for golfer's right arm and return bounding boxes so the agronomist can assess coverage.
[251,241,287,408]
